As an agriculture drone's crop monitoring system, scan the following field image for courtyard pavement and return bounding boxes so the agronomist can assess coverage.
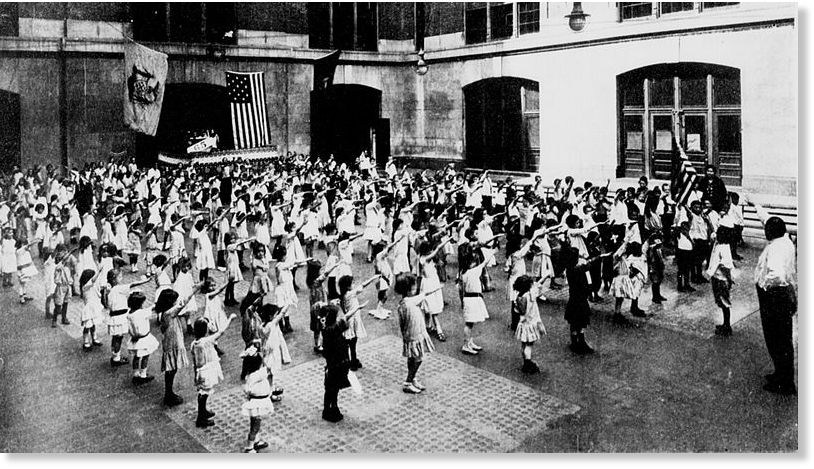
[0,235,798,453]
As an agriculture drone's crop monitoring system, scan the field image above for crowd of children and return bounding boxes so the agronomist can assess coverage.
[0,153,756,450]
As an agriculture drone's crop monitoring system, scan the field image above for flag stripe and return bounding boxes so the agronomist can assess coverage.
[257,73,268,144]
[227,71,269,150]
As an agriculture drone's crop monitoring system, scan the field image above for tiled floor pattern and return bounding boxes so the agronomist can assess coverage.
[165,335,581,453]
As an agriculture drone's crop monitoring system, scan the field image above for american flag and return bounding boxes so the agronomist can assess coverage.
[226,71,269,149]
[672,132,698,206]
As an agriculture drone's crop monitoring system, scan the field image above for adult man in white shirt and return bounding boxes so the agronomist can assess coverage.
[746,195,797,395]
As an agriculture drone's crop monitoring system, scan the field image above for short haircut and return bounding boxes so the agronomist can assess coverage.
[394,273,416,296]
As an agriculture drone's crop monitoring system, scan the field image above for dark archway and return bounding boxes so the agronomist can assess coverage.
[617,62,742,186]
[464,77,539,172]
[135,83,232,166]
[0,89,21,173]
[310,84,385,166]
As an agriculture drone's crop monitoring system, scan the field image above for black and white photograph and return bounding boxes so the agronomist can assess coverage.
[0,1,802,455]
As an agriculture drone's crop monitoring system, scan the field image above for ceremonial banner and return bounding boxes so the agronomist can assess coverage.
[226,71,269,149]
[313,49,341,91]
[123,42,168,136]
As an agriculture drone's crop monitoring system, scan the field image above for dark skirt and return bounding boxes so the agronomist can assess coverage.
[565,298,591,329]
[325,367,351,390]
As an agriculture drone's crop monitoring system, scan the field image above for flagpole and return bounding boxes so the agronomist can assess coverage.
[59,3,69,174]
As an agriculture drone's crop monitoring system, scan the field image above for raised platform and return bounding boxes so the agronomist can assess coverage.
[158,146,280,165]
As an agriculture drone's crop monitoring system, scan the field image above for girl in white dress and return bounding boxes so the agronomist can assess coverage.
[202,279,230,356]
[78,268,105,349]
[610,241,648,321]
[418,238,451,341]
[338,273,380,370]
[363,198,384,262]
[512,275,547,374]
[273,245,310,334]
[459,245,498,356]
[15,238,39,303]
[127,291,160,384]
[1,227,17,287]
[190,218,216,282]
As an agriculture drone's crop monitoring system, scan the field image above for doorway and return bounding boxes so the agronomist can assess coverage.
[463,77,539,172]
[618,63,742,186]
[310,84,385,166]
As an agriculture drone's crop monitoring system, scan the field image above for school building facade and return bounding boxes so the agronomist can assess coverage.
[0,2,797,201]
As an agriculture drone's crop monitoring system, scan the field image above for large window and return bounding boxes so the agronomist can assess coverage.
[659,2,695,15]
[132,2,236,44]
[490,3,514,40]
[465,3,488,44]
[465,2,540,45]
[307,2,378,51]
[621,2,740,20]
[620,2,653,20]
[703,2,740,9]
[518,2,540,35]
[618,63,742,186]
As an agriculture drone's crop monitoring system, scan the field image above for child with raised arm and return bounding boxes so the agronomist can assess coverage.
[77,268,105,350]
[318,303,363,423]
[105,268,151,366]
[239,345,273,452]
[706,222,736,336]
[155,284,202,407]
[191,312,237,428]
[394,273,441,394]
[459,236,502,355]
[15,237,39,304]
[126,291,160,385]
[512,275,547,373]
[202,278,230,356]
[370,236,400,320]
[610,241,648,322]
[338,273,380,370]
[418,237,451,341]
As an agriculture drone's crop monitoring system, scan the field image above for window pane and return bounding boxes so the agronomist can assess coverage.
[523,85,539,112]
[660,2,695,15]
[169,3,203,42]
[307,2,331,49]
[713,76,741,106]
[518,2,540,35]
[132,3,168,41]
[490,3,514,40]
[650,78,674,107]
[465,5,487,44]
[205,3,236,44]
[356,2,377,51]
[620,2,653,19]
[653,115,673,151]
[525,115,540,149]
[623,79,644,107]
[624,115,643,151]
[332,3,355,50]
[0,3,19,36]
[684,115,706,152]
[717,115,741,153]
[703,2,739,9]
[680,78,707,107]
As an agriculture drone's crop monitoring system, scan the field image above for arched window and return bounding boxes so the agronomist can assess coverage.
[617,63,742,186]
[464,77,539,172]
